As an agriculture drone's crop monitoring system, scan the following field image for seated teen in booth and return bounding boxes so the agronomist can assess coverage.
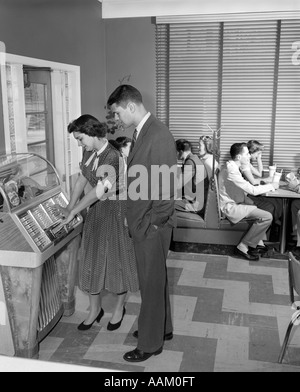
[290,191,300,252]
[284,173,300,250]
[240,140,265,182]
[291,200,300,256]
[198,134,219,179]
[240,140,283,227]
[175,139,207,216]
[218,142,279,261]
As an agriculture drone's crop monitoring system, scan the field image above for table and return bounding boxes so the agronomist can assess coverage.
[263,181,300,253]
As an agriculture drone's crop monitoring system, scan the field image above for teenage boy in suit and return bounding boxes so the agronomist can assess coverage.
[107,85,177,362]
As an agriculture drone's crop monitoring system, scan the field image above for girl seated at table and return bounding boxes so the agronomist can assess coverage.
[240,140,270,184]
[240,140,282,226]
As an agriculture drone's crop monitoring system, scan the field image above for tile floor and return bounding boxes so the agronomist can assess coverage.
[37,249,300,372]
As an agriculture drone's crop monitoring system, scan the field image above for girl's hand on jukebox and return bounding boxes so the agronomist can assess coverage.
[53,204,70,219]
[63,209,76,225]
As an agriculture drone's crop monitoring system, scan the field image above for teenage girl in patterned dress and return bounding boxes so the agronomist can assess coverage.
[56,114,138,331]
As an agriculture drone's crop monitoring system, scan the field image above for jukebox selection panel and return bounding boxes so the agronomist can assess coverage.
[17,192,81,252]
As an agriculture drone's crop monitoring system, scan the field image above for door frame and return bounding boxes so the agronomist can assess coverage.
[23,67,55,164]
[0,54,81,197]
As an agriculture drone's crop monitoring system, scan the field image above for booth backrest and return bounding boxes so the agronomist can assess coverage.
[176,169,221,229]
[204,171,222,229]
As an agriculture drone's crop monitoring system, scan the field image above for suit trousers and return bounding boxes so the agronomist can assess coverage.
[133,225,173,353]
[249,194,282,224]
[241,206,273,247]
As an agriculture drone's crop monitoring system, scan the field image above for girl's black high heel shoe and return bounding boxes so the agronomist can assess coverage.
[107,307,126,331]
[77,308,104,331]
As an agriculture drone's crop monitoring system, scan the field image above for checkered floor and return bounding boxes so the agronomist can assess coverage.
[38,251,300,372]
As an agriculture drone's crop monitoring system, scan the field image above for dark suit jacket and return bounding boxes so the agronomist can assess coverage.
[126,114,177,241]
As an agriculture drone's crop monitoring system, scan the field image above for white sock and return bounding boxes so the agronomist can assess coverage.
[258,240,264,246]
[237,242,248,254]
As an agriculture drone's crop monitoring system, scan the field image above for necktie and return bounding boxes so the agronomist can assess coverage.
[130,129,138,153]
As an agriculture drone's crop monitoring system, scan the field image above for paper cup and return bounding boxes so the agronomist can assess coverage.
[273,171,282,183]
[268,165,276,179]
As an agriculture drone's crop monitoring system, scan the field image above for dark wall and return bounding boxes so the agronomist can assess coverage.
[0,0,107,119]
[105,17,156,113]
[105,17,156,138]
[0,0,158,145]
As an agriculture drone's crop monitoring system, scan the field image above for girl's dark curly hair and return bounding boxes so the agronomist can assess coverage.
[68,114,107,138]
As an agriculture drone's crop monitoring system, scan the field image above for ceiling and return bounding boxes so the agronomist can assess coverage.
[99,0,300,19]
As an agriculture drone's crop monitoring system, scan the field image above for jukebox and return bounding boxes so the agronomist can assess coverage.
[0,153,83,358]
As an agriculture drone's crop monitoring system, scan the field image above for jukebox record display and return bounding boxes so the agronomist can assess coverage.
[17,192,81,251]
[18,209,52,251]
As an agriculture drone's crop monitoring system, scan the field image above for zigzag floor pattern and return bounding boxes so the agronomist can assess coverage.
[38,251,300,372]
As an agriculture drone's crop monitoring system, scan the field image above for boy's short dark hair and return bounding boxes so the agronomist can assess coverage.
[107,85,143,108]
[230,142,247,160]
[176,139,191,152]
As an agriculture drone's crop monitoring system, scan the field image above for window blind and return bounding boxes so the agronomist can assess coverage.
[156,19,300,170]
[156,24,169,127]
[273,20,300,171]
[169,23,220,152]
[220,20,278,165]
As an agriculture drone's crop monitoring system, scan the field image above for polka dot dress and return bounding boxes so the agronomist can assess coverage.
[78,144,139,295]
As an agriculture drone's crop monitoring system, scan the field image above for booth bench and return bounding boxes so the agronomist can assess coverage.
[173,173,253,246]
